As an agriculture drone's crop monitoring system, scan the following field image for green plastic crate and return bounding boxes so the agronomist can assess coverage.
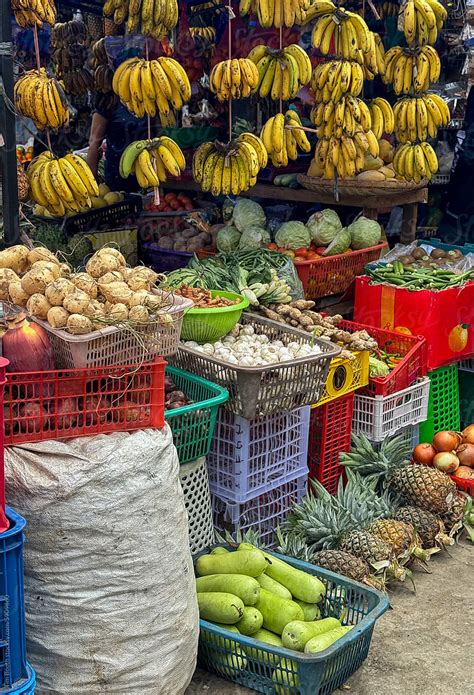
[419,364,460,441]
[459,368,474,429]
[165,367,228,464]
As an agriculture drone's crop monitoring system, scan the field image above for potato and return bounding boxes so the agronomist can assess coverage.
[63,289,91,314]
[99,281,133,305]
[109,303,129,321]
[47,306,70,328]
[73,273,98,298]
[45,278,75,306]
[21,267,57,295]
[129,290,150,307]
[86,252,121,278]
[129,305,149,323]
[8,280,29,307]
[96,247,126,266]
[27,293,52,319]
[66,314,93,335]
[0,268,19,300]
[0,245,30,274]
[99,271,124,284]
[27,247,60,266]
[31,260,61,280]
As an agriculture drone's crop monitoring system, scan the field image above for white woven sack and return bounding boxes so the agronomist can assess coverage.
[5,427,198,694]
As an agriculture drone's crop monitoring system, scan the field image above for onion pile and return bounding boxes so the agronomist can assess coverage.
[412,425,474,480]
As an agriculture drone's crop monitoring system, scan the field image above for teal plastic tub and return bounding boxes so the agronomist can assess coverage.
[196,549,389,695]
[164,366,228,464]
[180,291,249,343]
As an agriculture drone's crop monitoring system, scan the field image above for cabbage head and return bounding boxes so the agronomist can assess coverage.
[348,217,382,250]
[307,209,342,246]
[216,225,241,253]
[238,226,271,250]
[275,221,311,250]
[232,198,266,232]
[323,227,351,256]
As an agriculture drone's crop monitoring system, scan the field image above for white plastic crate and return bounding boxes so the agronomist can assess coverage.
[207,406,310,503]
[372,424,419,451]
[34,291,193,368]
[211,474,307,548]
[352,378,430,442]
[179,457,214,555]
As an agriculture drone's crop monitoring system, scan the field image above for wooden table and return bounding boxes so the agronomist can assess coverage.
[162,179,428,244]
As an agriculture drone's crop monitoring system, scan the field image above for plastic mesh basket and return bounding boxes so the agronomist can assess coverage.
[179,457,215,556]
[9,665,35,694]
[352,377,430,441]
[211,474,306,547]
[196,549,390,695]
[314,351,369,407]
[419,365,460,442]
[164,367,228,464]
[180,291,249,343]
[308,394,355,495]
[172,314,340,419]
[207,406,310,502]
[34,291,193,368]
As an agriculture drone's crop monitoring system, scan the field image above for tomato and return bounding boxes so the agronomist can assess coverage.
[277,247,287,253]
[306,252,321,260]
[314,246,327,254]
[267,243,278,251]
[294,247,308,258]
[164,193,177,203]
[285,250,295,259]
[185,203,194,210]
[169,199,179,210]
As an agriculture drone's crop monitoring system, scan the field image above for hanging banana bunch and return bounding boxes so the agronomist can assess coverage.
[308,130,380,180]
[11,0,56,28]
[383,45,441,95]
[311,7,372,62]
[239,0,313,27]
[311,60,364,103]
[363,32,386,80]
[103,0,178,40]
[260,110,311,167]
[368,98,395,139]
[210,59,260,100]
[393,94,450,142]
[402,0,447,47]
[310,96,373,139]
[15,69,70,130]
[119,137,186,190]
[393,142,438,182]
[247,44,312,100]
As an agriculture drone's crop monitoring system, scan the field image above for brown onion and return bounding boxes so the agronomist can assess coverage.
[462,424,474,444]
[453,465,474,480]
[412,443,436,465]
[433,451,460,474]
[456,443,474,469]
[432,430,462,452]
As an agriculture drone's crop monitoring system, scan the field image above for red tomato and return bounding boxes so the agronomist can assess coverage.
[185,203,194,210]
[267,242,278,251]
[169,199,179,210]
[306,252,321,260]
[164,193,177,203]
[294,248,308,258]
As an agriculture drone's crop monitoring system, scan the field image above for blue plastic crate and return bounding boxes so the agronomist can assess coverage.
[9,664,35,693]
[196,549,389,695]
[0,508,27,689]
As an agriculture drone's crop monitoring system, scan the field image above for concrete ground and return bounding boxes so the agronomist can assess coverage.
[187,539,473,695]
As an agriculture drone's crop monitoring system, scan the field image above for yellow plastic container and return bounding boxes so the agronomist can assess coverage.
[313,350,370,408]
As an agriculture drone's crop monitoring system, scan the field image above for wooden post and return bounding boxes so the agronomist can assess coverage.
[400,203,418,245]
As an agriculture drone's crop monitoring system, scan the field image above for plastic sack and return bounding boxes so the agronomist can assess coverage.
[5,427,198,695]
[276,256,305,299]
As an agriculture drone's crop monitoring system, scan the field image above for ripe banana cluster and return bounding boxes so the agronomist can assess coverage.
[15,69,70,130]
[394,94,450,142]
[27,151,100,217]
[260,110,311,167]
[393,142,438,182]
[210,59,259,101]
[247,44,312,100]
[368,98,395,139]
[311,95,372,139]
[403,0,447,47]
[119,137,186,189]
[311,60,364,102]
[311,8,372,63]
[103,0,178,39]
[12,0,55,28]
[193,134,267,196]
[94,64,114,93]
[239,0,311,27]
[112,57,191,121]
[189,26,216,42]
[364,32,386,80]
[384,45,441,94]
[310,130,380,180]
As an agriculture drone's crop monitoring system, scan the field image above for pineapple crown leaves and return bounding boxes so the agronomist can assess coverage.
[339,431,412,482]
[282,492,355,551]
[214,528,265,549]
[275,527,313,562]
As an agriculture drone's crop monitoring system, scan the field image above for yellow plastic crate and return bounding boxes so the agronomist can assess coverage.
[313,350,369,407]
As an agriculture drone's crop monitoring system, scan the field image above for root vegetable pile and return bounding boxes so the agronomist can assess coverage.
[164,374,191,410]
[172,285,241,308]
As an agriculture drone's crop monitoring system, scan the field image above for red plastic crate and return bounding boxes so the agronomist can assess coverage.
[2,360,165,445]
[307,393,355,495]
[339,320,427,397]
[294,242,387,299]
[451,474,474,496]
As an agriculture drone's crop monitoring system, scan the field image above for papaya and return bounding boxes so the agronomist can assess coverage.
[196,574,260,606]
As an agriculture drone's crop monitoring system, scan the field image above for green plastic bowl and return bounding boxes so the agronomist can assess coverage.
[180,290,249,343]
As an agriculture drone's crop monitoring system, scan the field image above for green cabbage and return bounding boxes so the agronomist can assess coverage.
[322,227,351,256]
[369,356,390,377]
[216,225,241,252]
[238,226,271,250]
[348,217,382,250]
[306,209,342,246]
[275,221,311,250]
[232,198,266,232]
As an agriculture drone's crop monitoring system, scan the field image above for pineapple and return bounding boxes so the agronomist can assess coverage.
[388,464,457,515]
[339,529,394,567]
[395,506,453,549]
[368,518,437,564]
[440,496,466,536]
[311,549,385,591]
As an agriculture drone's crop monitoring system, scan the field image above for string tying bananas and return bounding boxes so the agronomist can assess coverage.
[402,0,447,47]
[394,94,450,142]
[112,57,191,122]
[27,151,100,217]
[103,0,178,39]
[311,60,364,102]
[309,129,379,180]
[210,59,259,101]
[393,142,438,182]
[311,95,372,138]
[311,8,372,64]
[239,0,312,28]
[247,44,312,100]
[384,45,441,94]
[193,134,267,196]
[12,0,55,28]
[368,98,395,138]
[119,137,186,189]
[15,69,70,130]
[260,110,311,167]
